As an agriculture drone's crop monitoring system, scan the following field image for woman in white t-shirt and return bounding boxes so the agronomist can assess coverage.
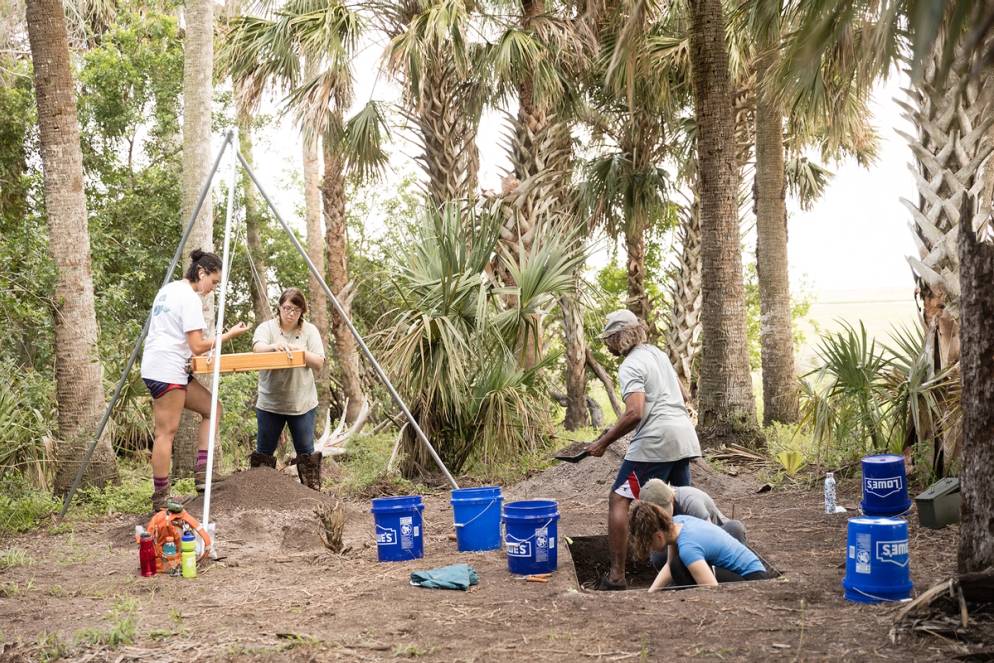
[250,287,325,490]
[140,249,249,511]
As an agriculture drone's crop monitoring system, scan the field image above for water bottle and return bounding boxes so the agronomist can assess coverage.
[824,472,837,514]
[181,530,197,579]
[162,536,178,570]
[138,532,157,577]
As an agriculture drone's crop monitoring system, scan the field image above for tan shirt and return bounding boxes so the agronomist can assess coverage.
[253,319,324,415]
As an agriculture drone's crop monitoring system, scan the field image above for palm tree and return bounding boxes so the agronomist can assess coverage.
[485,0,590,426]
[784,0,994,575]
[686,0,758,439]
[378,0,483,206]
[223,0,389,423]
[376,203,584,478]
[25,0,118,492]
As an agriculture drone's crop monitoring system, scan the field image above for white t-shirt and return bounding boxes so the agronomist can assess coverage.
[141,280,206,384]
[619,344,701,463]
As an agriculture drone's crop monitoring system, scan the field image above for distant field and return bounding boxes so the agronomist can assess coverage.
[796,287,919,371]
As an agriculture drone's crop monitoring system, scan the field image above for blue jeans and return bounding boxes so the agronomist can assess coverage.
[255,407,317,456]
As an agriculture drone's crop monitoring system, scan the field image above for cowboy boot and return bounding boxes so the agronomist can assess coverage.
[297,452,322,491]
[249,451,277,469]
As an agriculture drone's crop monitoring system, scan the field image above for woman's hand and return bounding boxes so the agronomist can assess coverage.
[227,321,250,337]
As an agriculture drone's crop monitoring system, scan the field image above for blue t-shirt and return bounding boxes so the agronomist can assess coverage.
[674,515,765,576]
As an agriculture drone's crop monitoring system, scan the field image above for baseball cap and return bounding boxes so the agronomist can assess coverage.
[599,309,640,338]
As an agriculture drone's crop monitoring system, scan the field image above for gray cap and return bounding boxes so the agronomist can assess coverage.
[639,478,674,508]
[599,309,640,339]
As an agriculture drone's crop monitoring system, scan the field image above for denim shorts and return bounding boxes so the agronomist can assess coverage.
[611,457,692,499]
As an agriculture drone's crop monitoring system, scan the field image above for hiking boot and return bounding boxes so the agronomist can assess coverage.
[194,466,208,493]
[297,452,323,491]
[249,451,277,469]
[151,485,171,512]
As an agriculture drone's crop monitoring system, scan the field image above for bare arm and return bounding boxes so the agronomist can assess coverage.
[686,560,719,587]
[587,392,644,456]
[648,561,673,593]
[187,322,249,355]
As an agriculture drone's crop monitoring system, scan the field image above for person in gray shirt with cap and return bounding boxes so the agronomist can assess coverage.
[586,309,702,590]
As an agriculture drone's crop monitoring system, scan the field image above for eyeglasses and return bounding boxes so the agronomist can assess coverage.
[280,304,302,314]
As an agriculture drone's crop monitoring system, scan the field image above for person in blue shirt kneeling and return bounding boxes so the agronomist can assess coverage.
[628,500,771,591]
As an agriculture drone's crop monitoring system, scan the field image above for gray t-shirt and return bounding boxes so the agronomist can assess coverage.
[253,319,324,416]
[618,344,701,462]
[674,486,727,525]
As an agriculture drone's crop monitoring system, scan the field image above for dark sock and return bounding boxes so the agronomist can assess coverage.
[195,450,208,471]
[153,476,169,491]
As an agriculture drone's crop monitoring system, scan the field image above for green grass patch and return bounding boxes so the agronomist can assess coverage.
[75,598,138,648]
[0,475,60,536]
[0,547,32,570]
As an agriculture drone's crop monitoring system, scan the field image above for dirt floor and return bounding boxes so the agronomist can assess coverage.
[1,444,992,662]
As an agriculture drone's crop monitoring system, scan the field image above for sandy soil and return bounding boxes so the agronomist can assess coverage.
[0,448,990,662]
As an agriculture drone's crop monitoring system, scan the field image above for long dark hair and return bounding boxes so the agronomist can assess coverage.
[628,500,674,561]
[278,287,307,329]
[185,249,222,282]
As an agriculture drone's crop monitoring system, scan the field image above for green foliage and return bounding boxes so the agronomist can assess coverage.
[0,363,54,489]
[798,321,958,467]
[375,203,583,474]
[0,475,60,536]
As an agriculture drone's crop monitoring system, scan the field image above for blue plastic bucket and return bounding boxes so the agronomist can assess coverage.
[502,499,559,575]
[371,496,424,562]
[451,486,502,552]
[842,516,913,604]
[860,454,912,516]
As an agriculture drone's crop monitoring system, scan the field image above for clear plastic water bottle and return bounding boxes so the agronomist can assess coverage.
[162,536,178,571]
[824,472,837,514]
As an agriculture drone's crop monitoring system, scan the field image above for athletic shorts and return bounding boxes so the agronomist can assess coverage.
[611,457,692,499]
[143,376,194,400]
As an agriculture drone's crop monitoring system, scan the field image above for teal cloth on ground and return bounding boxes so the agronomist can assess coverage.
[410,563,479,590]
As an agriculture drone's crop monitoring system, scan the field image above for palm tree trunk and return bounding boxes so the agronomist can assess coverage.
[416,54,480,206]
[560,286,587,431]
[902,38,994,470]
[174,0,215,477]
[687,0,758,441]
[305,132,330,424]
[625,208,651,328]
[27,0,118,492]
[665,193,703,392]
[753,50,798,425]
[236,105,271,323]
[956,193,994,573]
[322,123,365,423]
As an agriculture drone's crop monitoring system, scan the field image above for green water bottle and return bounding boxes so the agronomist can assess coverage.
[180,530,197,579]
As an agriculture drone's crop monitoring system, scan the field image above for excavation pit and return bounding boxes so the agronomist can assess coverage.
[566,534,781,592]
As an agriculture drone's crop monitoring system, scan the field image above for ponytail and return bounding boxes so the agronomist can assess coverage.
[185,249,222,282]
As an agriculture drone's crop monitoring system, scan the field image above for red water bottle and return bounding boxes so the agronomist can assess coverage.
[139,532,157,577]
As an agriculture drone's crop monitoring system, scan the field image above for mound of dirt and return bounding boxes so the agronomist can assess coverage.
[185,467,334,516]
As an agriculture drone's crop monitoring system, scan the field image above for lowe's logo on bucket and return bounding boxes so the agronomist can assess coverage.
[506,536,532,558]
[376,526,397,546]
[875,539,909,566]
[865,476,903,498]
